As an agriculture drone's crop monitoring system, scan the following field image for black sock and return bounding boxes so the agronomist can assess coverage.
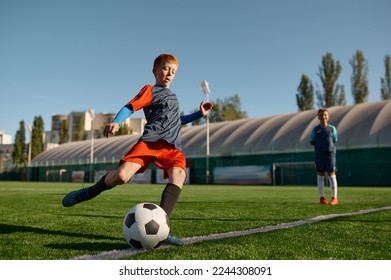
[159,183,182,218]
[88,173,111,197]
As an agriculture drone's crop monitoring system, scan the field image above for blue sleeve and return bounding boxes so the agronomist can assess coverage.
[112,105,133,124]
[309,127,316,145]
[181,111,203,125]
[332,125,338,142]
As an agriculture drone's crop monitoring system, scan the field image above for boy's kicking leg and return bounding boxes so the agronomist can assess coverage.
[62,162,141,207]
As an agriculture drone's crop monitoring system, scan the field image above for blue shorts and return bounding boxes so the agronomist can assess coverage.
[315,152,336,173]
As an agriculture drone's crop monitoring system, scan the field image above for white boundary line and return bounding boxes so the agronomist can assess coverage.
[72,205,391,260]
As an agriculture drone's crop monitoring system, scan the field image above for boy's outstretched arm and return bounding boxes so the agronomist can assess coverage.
[200,101,213,115]
[181,102,213,125]
[104,105,134,138]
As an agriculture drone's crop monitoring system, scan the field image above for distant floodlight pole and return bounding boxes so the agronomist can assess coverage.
[200,81,210,184]
[26,124,32,181]
[26,124,32,167]
[88,108,95,182]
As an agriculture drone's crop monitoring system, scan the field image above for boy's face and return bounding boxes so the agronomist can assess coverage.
[318,111,329,127]
[153,61,178,88]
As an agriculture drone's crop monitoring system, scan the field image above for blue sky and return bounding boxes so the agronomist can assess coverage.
[1,0,390,141]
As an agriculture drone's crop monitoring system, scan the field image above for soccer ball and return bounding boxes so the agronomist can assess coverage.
[122,202,170,249]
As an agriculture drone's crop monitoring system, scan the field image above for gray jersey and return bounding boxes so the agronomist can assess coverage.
[127,85,182,149]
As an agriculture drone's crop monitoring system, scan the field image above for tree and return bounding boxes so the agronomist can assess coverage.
[72,118,84,141]
[117,123,132,136]
[316,53,346,107]
[12,120,26,166]
[31,116,44,160]
[210,94,248,123]
[95,127,103,139]
[82,131,88,140]
[381,55,391,100]
[59,119,69,144]
[350,50,369,104]
[191,94,247,125]
[296,74,314,111]
[337,85,347,106]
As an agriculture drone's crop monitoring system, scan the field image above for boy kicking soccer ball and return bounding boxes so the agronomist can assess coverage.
[62,54,213,246]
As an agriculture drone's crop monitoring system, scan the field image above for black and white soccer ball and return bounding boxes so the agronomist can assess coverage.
[122,202,170,249]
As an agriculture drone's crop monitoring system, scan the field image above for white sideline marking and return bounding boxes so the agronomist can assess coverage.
[71,205,391,260]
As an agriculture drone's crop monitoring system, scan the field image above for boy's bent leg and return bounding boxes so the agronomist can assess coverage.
[62,173,110,207]
[62,187,94,207]
[62,162,141,207]
[106,161,142,186]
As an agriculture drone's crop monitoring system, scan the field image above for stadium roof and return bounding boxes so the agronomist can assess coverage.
[32,100,391,166]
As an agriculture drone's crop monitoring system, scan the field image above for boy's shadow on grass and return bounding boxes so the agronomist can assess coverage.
[0,223,120,240]
[46,242,129,251]
[0,223,127,251]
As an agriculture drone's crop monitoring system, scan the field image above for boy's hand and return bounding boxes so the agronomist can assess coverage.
[104,122,120,138]
[200,101,213,116]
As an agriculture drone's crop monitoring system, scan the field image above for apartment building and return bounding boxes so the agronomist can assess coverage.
[50,110,146,145]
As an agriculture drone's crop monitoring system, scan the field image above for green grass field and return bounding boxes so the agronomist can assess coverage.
[0,181,390,260]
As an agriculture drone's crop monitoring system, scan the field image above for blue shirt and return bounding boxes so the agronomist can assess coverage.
[310,124,337,153]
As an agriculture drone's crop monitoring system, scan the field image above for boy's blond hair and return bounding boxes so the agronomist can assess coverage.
[153,54,178,71]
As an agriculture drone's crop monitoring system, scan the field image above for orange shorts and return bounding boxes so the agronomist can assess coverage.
[120,140,186,179]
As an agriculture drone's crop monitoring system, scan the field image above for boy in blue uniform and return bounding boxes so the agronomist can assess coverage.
[310,108,339,205]
[62,54,213,245]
